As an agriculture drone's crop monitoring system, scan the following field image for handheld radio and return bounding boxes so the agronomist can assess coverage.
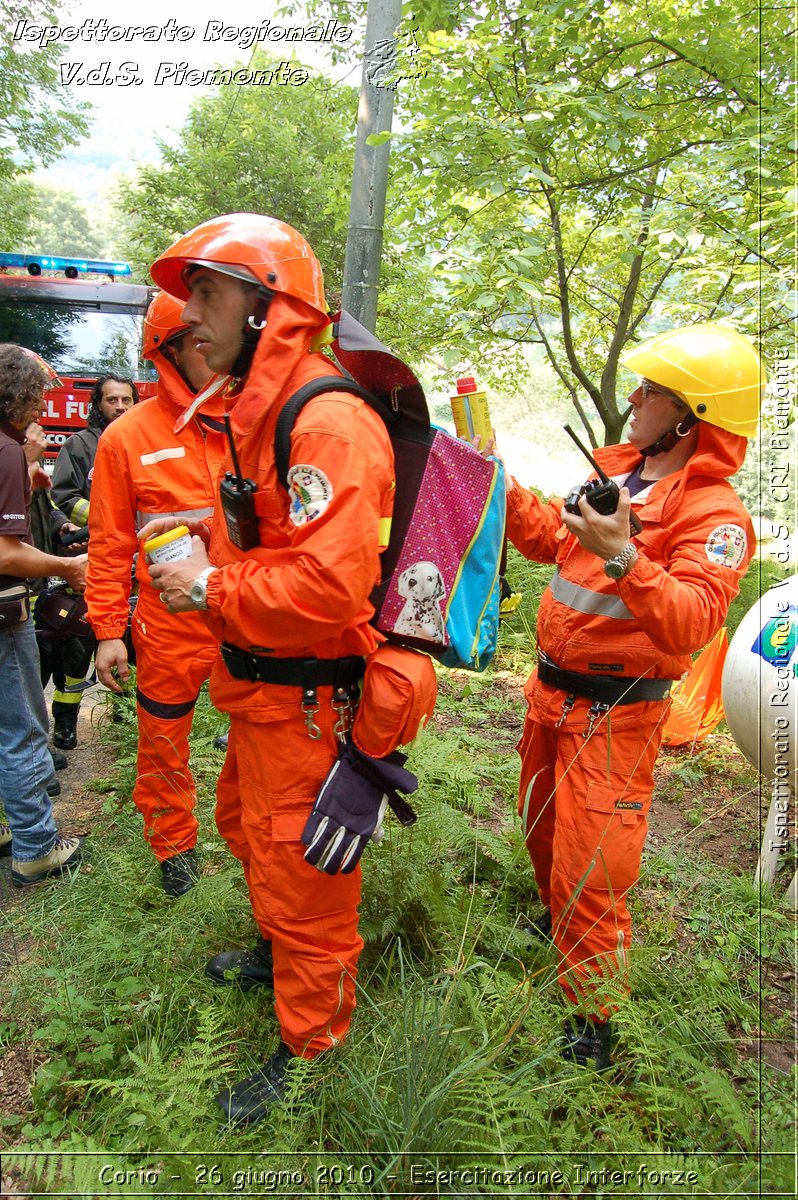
[563,424,642,535]
[220,415,260,550]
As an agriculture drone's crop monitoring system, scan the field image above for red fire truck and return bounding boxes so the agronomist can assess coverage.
[0,252,157,463]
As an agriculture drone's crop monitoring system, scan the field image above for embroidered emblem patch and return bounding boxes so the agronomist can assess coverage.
[705,524,747,570]
[287,464,333,526]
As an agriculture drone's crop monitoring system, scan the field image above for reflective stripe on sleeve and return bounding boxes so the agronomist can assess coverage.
[71,497,90,527]
[547,569,634,620]
[139,447,186,465]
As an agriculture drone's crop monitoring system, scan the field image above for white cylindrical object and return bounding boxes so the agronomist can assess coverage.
[142,524,192,564]
[722,573,797,892]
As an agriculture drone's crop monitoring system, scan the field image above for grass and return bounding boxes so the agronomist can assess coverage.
[1,550,795,1198]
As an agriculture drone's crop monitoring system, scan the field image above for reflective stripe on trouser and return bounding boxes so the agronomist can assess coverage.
[215,706,362,1059]
[517,698,667,1020]
[131,609,216,861]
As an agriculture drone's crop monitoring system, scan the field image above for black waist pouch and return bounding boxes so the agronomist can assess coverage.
[0,582,30,629]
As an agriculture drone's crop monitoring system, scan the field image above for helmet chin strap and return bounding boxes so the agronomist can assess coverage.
[230,287,272,379]
[640,411,698,457]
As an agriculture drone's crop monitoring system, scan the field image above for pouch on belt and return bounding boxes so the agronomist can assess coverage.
[352,643,437,758]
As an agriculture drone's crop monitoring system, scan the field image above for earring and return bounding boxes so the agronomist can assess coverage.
[247,313,267,331]
[675,419,691,437]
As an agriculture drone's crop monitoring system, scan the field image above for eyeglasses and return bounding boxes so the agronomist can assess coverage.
[641,379,687,408]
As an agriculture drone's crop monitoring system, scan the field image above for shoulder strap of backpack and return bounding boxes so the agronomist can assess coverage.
[274,374,394,487]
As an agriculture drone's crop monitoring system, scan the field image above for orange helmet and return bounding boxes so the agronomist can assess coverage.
[149,213,328,319]
[142,291,189,361]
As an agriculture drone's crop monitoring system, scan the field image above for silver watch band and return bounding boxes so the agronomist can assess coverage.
[604,543,637,577]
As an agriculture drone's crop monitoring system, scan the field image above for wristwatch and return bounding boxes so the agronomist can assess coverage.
[189,567,216,609]
[603,543,637,580]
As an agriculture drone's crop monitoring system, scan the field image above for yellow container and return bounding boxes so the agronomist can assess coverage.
[450,378,493,445]
[142,524,192,564]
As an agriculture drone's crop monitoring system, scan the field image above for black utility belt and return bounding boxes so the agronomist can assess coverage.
[537,652,673,705]
[221,643,365,690]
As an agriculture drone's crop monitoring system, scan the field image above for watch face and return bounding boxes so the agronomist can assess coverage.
[190,579,206,606]
[604,561,625,579]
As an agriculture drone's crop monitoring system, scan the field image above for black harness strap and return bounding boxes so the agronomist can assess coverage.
[273,375,393,487]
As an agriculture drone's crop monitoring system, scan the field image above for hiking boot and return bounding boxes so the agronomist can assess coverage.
[52,706,78,750]
[0,823,12,857]
[51,750,68,771]
[214,1042,295,1125]
[46,777,61,798]
[161,849,200,897]
[213,731,229,751]
[562,1017,612,1070]
[11,835,84,886]
[205,938,274,991]
[521,908,552,942]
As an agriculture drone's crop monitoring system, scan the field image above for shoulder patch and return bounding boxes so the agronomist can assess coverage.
[705,524,747,569]
[287,463,333,526]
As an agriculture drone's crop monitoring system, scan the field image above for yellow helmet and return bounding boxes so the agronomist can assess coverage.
[620,323,765,438]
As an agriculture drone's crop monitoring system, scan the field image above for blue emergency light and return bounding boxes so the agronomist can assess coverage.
[0,252,132,279]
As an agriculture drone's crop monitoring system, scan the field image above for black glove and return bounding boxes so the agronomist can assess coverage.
[302,742,418,875]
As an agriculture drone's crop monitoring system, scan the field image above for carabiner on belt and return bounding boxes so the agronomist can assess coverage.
[301,684,321,739]
[583,700,610,739]
[556,693,575,728]
[332,685,353,742]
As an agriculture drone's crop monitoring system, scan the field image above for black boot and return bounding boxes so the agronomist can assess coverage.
[562,1017,612,1070]
[52,703,79,750]
[51,749,68,771]
[46,777,61,797]
[160,849,200,897]
[205,938,274,991]
[521,908,552,942]
[214,1042,295,1125]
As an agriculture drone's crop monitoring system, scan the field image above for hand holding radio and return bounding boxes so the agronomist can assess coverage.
[563,425,642,535]
[562,485,636,564]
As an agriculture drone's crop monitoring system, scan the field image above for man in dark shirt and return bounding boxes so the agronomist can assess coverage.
[0,344,88,885]
[48,374,136,749]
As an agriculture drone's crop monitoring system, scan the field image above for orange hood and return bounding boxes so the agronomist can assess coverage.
[154,353,230,424]
[228,293,332,436]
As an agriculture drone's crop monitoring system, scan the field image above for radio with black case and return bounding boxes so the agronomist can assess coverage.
[563,424,642,535]
[220,415,260,550]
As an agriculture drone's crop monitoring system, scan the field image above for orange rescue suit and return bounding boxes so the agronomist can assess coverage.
[86,366,228,861]
[507,422,754,1019]
[201,294,395,1059]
